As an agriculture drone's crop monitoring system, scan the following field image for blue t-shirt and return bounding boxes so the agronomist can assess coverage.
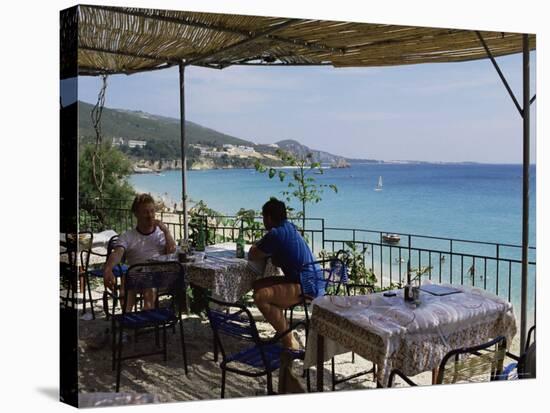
[256,220,324,297]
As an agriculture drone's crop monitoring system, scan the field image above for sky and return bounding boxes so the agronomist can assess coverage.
[73,51,537,164]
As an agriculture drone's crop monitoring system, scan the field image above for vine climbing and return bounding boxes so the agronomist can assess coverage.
[90,74,108,197]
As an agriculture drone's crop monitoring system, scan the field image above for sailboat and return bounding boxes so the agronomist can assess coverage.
[374,176,383,191]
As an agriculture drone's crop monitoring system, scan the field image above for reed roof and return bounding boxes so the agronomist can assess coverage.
[62,4,536,78]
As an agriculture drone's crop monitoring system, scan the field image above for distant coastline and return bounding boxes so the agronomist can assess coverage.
[129,158,529,174]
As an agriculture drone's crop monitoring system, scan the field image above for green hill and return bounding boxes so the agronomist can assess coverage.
[78,101,254,148]
[77,101,356,169]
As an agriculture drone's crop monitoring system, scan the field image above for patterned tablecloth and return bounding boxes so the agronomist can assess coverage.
[303,284,517,386]
[154,243,282,302]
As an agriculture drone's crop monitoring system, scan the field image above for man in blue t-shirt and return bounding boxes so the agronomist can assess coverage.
[248,198,321,350]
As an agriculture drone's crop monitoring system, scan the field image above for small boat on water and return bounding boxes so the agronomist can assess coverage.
[382,233,400,244]
[374,176,383,191]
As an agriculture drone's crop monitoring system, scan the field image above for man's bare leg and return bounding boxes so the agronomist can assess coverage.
[253,278,302,349]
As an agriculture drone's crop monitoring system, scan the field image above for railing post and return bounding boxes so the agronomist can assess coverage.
[450,240,453,283]
[321,218,325,251]
[408,235,412,263]
[496,244,500,295]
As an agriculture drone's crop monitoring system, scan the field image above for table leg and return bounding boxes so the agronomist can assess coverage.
[432,367,439,384]
[316,333,324,392]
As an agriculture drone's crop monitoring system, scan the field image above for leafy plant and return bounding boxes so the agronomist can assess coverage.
[234,208,264,242]
[255,149,337,232]
[188,200,223,246]
[319,242,378,294]
[79,143,135,231]
[408,265,433,285]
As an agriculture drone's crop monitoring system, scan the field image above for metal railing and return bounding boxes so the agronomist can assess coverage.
[79,198,536,345]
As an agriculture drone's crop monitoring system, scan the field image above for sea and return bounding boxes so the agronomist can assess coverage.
[130,163,536,320]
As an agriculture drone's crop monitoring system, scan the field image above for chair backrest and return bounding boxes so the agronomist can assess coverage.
[122,262,185,310]
[517,325,536,379]
[206,297,259,342]
[62,231,93,268]
[437,336,507,384]
[206,297,263,363]
[300,258,347,298]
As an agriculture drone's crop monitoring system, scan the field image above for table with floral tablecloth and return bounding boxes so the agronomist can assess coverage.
[303,283,517,389]
[155,242,281,302]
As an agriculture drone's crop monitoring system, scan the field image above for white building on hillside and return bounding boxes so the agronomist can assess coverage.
[128,139,147,149]
[238,145,254,153]
[112,137,124,146]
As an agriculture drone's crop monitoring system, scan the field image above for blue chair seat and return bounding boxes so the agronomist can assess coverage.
[89,264,128,278]
[499,362,518,380]
[114,307,177,328]
[225,344,304,371]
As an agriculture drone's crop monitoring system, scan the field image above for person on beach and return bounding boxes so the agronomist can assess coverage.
[248,198,323,350]
[103,193,177,310]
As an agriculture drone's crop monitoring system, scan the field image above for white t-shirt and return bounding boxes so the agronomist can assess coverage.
[115,227,167,266]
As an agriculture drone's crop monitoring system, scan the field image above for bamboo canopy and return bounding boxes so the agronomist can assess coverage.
[63,4,535,79]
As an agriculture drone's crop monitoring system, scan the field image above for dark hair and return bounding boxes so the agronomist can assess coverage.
[131,193,155,214]
[262,198,287,225]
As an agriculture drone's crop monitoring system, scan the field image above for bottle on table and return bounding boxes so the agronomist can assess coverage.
[236,230,245,258]
[196,225,206,252]
[404,260,413,302]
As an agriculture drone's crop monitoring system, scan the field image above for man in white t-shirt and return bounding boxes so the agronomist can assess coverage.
[103,193,176,310]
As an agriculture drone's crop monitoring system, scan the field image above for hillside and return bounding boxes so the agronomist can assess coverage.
[78,101,253,147]
[78,101,353,170]
[276,139,348,165]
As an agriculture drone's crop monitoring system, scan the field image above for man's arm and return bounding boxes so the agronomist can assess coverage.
[248,244,268,261]
[103,247,124,290]
[156,220,176,254]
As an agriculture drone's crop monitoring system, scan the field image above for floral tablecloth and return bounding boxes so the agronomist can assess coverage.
[155,243,281,302]
[303,284,517,386]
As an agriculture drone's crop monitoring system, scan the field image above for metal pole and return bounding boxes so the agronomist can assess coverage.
[520,34,530,352]
[179,63,189,240]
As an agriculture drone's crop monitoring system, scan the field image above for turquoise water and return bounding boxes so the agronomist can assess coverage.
[130,163,536,319]
[130,163,536,246]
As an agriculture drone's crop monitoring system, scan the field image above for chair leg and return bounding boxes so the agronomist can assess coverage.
[266,371,274,395]
[115,325,124,392]
[163,324,168,362]
[306,368,311,392]
[103,291,110,320]
[179,319,188,375]
[213,335,219,362]
[111,319,117,371]
[65,279,71,307]
[352,352,355,363]
[85,274,96,320]
[155,326,160,347]
[331,357,336,391]
[221,369,226,399]
[81,273,87,315]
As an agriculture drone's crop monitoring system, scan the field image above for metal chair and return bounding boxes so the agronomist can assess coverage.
[87,235,128,319]
[286,257,374,391]
[112,262,188,392]
[206,296,308,398]
[60,234,78,309]
[60,232,94,317]
[501,325,536,380]
[388,336,507,387]
[287,258,348,327]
